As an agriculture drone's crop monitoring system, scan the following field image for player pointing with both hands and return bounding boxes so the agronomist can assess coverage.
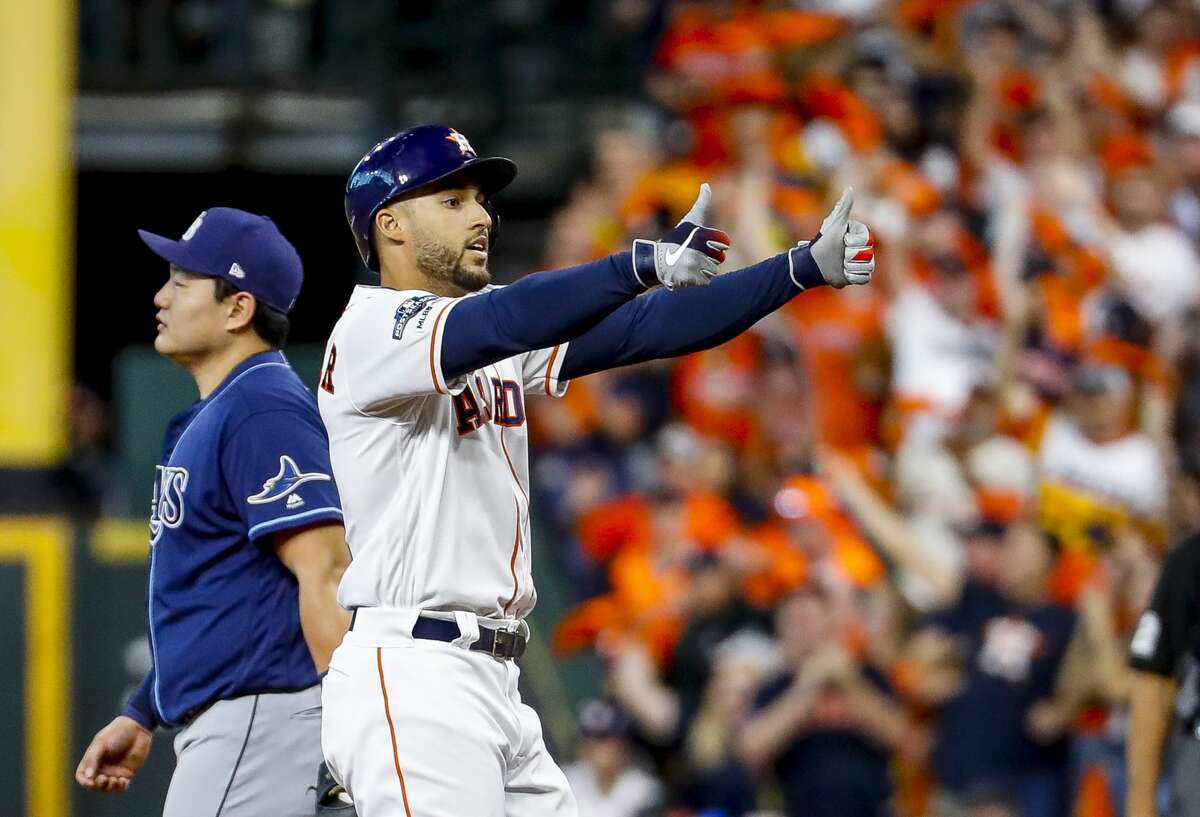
[317,125,873,817]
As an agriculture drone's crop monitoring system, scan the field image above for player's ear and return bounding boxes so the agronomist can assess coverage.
[225,291,257,334]
[375,203,407,246]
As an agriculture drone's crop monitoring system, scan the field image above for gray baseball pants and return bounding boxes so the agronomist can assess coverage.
[162,684,323,817]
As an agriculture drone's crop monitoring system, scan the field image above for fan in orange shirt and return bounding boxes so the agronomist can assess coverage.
[772,475,887,594]
[784,286,889,455]
[619,102,822,243]
[621,161,713,236]
[555,488,744,664]
[648,2,779,168]
[799,73,885,154]
[671,334,762,450]
[648,2,843,167]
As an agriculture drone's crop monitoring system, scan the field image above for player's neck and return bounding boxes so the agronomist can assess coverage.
[379,263,467,298]
[188,337,274,400]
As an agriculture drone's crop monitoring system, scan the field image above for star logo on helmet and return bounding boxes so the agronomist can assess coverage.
[446,130,476,157]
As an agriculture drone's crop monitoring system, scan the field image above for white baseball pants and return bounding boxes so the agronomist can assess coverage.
[321,608,578,817]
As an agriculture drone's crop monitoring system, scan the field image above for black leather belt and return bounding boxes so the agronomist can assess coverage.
[349,611,526,660]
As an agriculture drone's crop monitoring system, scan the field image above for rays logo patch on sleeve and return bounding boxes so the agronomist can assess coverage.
[393,295,439,340]
[247,455,332,504]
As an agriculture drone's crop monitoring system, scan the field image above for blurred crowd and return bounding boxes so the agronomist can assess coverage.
[534,1,1200,816]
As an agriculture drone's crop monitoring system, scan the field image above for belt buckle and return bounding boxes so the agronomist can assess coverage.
[491,629,516,659]
[491,628,527,660]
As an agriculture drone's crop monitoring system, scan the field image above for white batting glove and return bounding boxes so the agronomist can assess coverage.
[808,188,875,289]
[632,184,733,290]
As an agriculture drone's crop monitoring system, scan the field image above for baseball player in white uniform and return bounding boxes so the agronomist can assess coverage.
[318,125,874,817]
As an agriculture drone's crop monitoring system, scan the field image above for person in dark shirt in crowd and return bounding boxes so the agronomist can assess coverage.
[738,585,914,817]
[909,520,1077,817]
[666,552,773,728]
[679,630,779,817]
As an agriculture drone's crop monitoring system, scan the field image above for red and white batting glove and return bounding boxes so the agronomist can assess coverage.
[632,183,732,290]
[806,187,874,289]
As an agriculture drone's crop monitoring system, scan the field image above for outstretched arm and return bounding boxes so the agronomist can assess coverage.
[560,189,873,380]
[442,253,644,380]
[561,244,822,379]
[441,186,730,380]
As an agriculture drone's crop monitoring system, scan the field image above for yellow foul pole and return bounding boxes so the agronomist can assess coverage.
[0,0,74,465]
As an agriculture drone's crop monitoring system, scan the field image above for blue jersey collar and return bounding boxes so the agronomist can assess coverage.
[162,351,289,460]
[204,350,288,405]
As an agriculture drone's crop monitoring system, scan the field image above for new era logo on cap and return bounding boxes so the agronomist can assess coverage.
[228,262,246,279]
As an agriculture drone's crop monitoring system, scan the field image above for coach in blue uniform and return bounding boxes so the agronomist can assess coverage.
[75,207,351,817]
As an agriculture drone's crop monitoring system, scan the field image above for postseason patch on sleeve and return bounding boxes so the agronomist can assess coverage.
[393,295,439,340]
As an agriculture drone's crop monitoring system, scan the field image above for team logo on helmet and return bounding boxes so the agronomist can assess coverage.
[446,130,476,157]
[247,455,332,505]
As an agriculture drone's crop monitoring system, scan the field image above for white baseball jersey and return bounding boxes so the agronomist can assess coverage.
[317,284,568,620]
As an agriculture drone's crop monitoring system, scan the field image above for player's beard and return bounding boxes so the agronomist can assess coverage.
[412,228,490,293]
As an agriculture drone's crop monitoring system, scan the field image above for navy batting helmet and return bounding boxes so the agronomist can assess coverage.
[344,125,517,271]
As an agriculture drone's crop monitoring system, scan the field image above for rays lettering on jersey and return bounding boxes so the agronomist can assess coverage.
[453,376,525,435]
[149,464,190,545]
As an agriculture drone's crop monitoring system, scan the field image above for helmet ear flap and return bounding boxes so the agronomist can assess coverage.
[485,199,500,251]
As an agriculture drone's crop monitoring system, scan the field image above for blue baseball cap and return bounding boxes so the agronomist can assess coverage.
[577,699,632,739]
[138,207,304,314]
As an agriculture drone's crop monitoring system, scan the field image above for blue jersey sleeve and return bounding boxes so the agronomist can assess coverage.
[121,671,159,730]
[221,408,344,544]
[440,252,645,381]
[559,245,826,380]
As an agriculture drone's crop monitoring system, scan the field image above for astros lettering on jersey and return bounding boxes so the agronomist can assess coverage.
[318,285,568,620]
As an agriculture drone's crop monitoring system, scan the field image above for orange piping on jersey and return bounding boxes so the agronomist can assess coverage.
[376,648,414,817]
[544,344,562,396]
[503,498,521,616]
[428,302,450,395]
[498,425,529,503]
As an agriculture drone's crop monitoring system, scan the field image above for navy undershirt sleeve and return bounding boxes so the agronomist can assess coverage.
[560,245,825,380]
[441,251,643,381]
[122,671,159,731]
